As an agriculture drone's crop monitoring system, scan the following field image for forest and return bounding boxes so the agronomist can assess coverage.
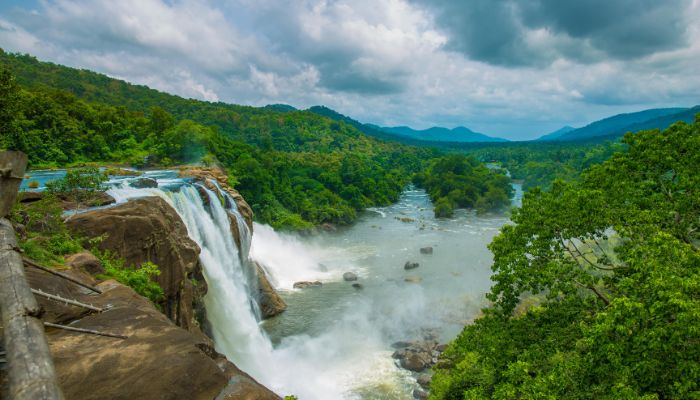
[429,118,700,399]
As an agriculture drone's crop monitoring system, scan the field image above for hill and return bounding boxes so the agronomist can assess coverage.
[380,125,508,142]
[537,125,576,141]
[548,107,694,141]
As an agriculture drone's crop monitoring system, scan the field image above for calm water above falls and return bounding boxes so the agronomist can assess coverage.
[252,185,522,399]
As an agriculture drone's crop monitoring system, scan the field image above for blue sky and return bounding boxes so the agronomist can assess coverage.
[1,0,699,140]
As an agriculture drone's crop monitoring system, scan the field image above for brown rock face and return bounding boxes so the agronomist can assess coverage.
[65,196,205,333]
[33,267,279,400]
[64,251,104,275]
[254,261,287,318]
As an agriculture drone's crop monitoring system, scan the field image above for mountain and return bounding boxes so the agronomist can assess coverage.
[263,104,297,112]
[552,107,694,142]
[380,125,508,143]
[537,126,576,141]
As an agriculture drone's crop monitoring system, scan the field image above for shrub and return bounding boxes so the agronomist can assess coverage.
[46,167,108,203]
[94,249,164,304]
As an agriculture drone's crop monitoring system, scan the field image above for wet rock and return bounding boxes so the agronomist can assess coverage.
[413,388,429,400]
[352,283,363,289]
[392,338,442,373]
[343,271,358,281]
[65,251,104,275]
[404,276,422,284]
[436,343,449,352]
[293,281,323,289]
[395,216,415,223]
[130,177,158,188]
[254,261,287,318]
[400,351,432,372]
[391,341,413,349]
[420,246,433,255]
[404,261,420,270]
[320,223,337,232]
[417,373,432,389]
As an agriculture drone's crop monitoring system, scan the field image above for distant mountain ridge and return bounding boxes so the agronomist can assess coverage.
[378,125,508,143]
[539,107,698,142]
[537,126,576,141]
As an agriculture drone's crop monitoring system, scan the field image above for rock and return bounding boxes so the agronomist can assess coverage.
[254,261,287,318]
[18,190,44,203]
[395,216,415,223]
[352,283,363,289]
[45,278,279,400]
[417,373,432,389]
[400,351,432,372]
[436,343,448,352]
[391,341,414,349]
[413,388,429,400]
[65,251,104,275]
[293,281,323,289]
[130,177,158,188]
[420,246,433,254]
[404,276,422,283]
[404,261,420,270]
[66,196,205,333]
[343,271,358,281]
[320,223,337,232]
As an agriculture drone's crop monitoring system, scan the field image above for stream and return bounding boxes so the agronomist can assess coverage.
[20,169,522,399]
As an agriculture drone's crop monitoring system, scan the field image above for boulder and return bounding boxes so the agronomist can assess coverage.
[419,246,433,255]
[404,261,420,270]
[66,196,205,333]
[343,272,358,281]
[44,277,279,400]
[254,261,287,318]
[417,373,432,389]
[400,351,432,372]
[352,283,363,290]
[65,251,104,275]
[413,388,429,400]
[130,177,158,188]
[293,281,322,289]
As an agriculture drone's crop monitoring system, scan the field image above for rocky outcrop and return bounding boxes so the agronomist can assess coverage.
[392,334,446,373]
[130,177,158,188]
[28,263,279,400]
[65,197,206,334]
[18,190,115,210]
[404,261,420,270]
[64,251,104,275]
[343,272,358,281]
[254,261,287,318]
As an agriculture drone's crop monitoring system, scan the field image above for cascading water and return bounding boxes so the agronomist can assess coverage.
[108,181,276,379]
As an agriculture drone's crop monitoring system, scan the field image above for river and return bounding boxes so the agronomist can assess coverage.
[20,169,522,399]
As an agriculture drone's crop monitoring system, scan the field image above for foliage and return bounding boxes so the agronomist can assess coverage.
[414,154,513,217]
[93,248,164,304]
[0,51,442,229]
[430,118,700,399]
[9,194,82,265]
[45,167,108,203]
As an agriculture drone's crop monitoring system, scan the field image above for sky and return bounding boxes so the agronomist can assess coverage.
[1,0,699,140]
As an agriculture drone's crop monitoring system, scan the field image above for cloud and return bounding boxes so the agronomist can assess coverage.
[413,0,693,66]
[0,0,699,140]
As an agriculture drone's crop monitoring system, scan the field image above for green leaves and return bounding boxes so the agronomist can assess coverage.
[432,118,700,399]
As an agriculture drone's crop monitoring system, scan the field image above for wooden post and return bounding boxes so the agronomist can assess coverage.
[0,149,65,399]
[0,150,28,218]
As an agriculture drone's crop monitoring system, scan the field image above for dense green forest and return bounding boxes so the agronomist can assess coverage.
[1,50,513,229]
[429,118,700,399]
[414,154,513,217]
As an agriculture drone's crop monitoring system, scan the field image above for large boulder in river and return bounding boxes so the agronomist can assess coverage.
[34,265,279,400]
[130,177,158,188]
[65,196,205,334]
[254,261,287,318]
[343,271,358,281]
[404,261,420,270]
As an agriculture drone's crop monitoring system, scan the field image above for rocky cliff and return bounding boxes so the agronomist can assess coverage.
[65,196,207,334]
[27,263,279,400]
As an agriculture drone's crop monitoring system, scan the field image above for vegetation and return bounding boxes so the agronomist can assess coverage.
[93,249,164,304]
[430,119,700,399]
[414,154,513,217]
[0,50,440,229]
[45,167,108,204]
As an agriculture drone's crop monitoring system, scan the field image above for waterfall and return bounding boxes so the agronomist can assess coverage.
[108,182,275,379]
